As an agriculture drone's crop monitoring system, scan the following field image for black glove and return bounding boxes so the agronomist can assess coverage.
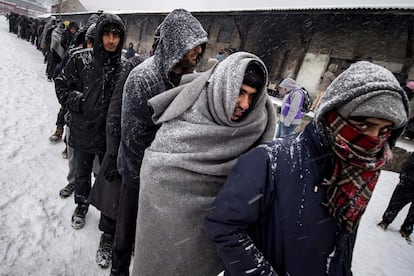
[104,154,121,182]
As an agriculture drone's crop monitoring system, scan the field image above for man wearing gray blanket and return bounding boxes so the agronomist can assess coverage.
[131,51,276,275]
[114,9,208,275]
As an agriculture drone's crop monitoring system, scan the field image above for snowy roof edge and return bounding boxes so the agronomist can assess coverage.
[51,5,414,16]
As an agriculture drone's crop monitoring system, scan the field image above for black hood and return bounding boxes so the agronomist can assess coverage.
[93,13,126,60]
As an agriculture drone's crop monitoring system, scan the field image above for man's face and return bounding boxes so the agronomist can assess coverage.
[231,84,258,122]
[102,31,121,53]
[180,45,203,71]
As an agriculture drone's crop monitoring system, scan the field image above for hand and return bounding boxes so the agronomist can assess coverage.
[104,154,121,182]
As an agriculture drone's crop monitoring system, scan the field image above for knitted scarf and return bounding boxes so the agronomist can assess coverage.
[322,110,391,232]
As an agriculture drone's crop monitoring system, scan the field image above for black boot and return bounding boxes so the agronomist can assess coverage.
[96,233,114,269]
[400,229,412,244]
[71,203,88,229]
[59,183,75,198]
[377,221,389,230]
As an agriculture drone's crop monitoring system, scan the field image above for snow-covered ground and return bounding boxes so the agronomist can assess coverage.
[0,15,413,275]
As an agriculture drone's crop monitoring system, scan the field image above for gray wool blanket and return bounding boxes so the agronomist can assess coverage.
[132,52,276,275]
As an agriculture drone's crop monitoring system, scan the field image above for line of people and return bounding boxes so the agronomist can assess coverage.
[8,8,413,276]
[8,12,44,47]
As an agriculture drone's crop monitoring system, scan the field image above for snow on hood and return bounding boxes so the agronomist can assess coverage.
[154,9,208,80]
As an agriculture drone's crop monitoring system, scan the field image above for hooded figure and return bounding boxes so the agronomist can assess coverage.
[46,22,66,80]
[205,61,409,276]
[85,23,96,44]
[55,13,125,232]
[56,13,125,154]
[50,22,66,59]
[276,77,305,137]
[132,51,276,275]
[113,9,209,275]
[61,21,79,50]
[39,16,56,50]
[73,14,99,47]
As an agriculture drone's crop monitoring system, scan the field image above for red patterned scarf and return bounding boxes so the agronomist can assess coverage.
[322,110,392,232]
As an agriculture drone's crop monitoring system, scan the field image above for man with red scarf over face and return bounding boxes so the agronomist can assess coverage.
[205,61,409,276]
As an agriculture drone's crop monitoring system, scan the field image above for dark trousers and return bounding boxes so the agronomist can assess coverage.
[100,213,116,236]
[382,153,414,235]
[73,149,103,204]
[112,184,139,274]
[46,51,61,79]
[56,106,67,128]
[382,181,414,235]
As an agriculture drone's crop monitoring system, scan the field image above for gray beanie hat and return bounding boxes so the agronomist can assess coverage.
[313,61,409,147]
[315,61,409,129]
[337,90,406,128]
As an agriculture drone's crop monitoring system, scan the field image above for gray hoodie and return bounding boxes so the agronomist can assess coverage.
[118,8,208,192]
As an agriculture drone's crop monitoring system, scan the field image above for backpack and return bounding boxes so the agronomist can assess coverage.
[299,87,312,113]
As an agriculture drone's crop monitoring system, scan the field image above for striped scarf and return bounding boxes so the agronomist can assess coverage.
[322,110,391,232]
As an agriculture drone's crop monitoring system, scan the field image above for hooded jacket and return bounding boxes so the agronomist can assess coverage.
[205,61,409,276]
[88,55,146,219]
[118,9,208,189]
[55,13,126,154]
[73,14,99,47]
[279,78,304,126]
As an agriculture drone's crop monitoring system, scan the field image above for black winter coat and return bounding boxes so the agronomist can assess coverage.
[205,122,357,276]
[55,13,125,154]
[88,55,146,219]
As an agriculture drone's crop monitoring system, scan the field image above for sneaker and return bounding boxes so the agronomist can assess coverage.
[61,147,68,159]
[377,221,389,230]
[71,204,88,229]
[96,233,114,269]
[59,183,75,198]
[49,127,63,142]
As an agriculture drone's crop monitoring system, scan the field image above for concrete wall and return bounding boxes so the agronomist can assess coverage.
[295,53,329,97]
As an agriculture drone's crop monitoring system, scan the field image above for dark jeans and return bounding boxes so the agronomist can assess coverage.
[275,122,297,138]
[73,149,103,204]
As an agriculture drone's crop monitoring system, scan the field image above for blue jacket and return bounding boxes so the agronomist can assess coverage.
[205,122,357,276]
